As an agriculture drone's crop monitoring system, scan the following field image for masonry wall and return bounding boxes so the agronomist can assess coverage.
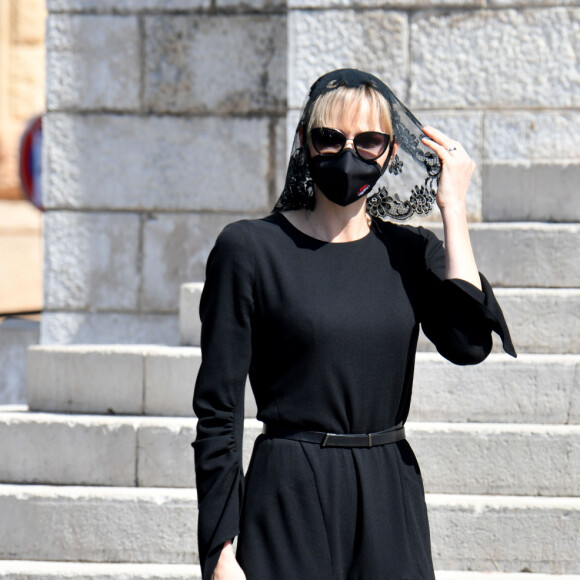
[42,0,287,344]
[42,0,580,345]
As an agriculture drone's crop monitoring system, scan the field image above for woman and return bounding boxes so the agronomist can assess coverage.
[193,69,516,580]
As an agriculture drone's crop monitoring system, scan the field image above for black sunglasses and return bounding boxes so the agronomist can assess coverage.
[310,127,391,161]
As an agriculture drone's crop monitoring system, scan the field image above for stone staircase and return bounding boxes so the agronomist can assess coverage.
[0,222,579,579]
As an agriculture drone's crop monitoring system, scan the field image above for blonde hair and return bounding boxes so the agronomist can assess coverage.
[307,85,393,137]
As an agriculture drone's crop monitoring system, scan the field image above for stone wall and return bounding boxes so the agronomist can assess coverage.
[42,0,580,345]
[43,0,287,344]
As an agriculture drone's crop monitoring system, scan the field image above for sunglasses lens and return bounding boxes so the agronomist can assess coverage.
[354,132,390,160]
[310,128,345,155]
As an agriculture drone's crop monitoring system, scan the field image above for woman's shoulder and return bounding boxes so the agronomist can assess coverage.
[213,213,287,254]
[217,213,283,239]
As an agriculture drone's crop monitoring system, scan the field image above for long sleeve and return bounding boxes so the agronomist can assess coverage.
[417,226,517,364]
[192,222,254,580]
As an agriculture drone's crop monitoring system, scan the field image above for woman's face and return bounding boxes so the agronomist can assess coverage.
[307,97,396,169]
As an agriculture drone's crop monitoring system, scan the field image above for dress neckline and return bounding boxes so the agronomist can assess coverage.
[273,212,374,246]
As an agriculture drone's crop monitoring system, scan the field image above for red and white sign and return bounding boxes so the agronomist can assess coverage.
[19,115,43,211]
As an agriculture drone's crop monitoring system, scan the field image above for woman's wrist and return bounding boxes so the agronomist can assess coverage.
[439,200,467,220]
[212,540,245,580]
[218,540,236,562]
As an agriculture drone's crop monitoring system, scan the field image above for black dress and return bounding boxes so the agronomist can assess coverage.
[192,212,515,580]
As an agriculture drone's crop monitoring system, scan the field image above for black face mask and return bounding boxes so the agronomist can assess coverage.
[308,149,382,207]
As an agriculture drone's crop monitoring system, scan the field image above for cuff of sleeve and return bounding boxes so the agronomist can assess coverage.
[447,274,517,358]
[197,464,245,580]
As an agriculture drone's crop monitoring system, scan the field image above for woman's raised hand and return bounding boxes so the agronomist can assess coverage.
[211,541,246,580]
[420,126,481,288]
[421,125,476,213]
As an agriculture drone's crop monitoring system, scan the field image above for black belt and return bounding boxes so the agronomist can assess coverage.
[261,423,405,448]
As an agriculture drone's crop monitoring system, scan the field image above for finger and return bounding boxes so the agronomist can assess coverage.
[421,136,453,162]
[422,126,460,152]
[422,125,452,146]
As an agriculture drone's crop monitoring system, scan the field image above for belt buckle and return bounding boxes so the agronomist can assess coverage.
[322,433,330,447]
[368,433,373,448]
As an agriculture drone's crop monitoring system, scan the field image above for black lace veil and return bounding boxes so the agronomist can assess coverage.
[273,69,442,221]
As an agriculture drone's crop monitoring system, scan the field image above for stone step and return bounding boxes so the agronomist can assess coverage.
[0,411,253,488]
[409,353,579,425]
[429,222,580,288]
[1,411,579,496]
[27,346,580,424]
[410,422,580,497]
[419,288,580,355]
[428,494,580,574]
[0,485,198,564]
[27,344,202,416]
[181,284,580,354]
[0,485,578,573]
[0,562,202,580]
[437,575,580,580]
[1,564,578,580]
[0,563,578,580]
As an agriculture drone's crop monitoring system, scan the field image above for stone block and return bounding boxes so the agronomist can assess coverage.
[489,0,580,6]
[48,0,209,12]
[46,15,140,111]
[0,319,39,404]
[144,347,201,416]
[498,289,580,355]
[416,111,482,220]
[483,161,580,221]
[143,15,286,114]
[44,113,271,212]
[274,115,289,204]
[26,344,207,415]
[0,561,201,580]
[569,363,580,423]
[289,0,483,6]
[409,423,580,496]
[410,9,580,109]
[484,111,580,161]
[179,284,202,347]
[136,419,197,488]
[27,345,149,414]
[428,223,580,288]
[43,211,140,310]
[245,378,257,418]
[12,0,46,44]
[285,109,301,155]
[288,10,408,109]
[142,214,248,312]
[40,311,180,345]
[428,495,580,573]
[0,411,138,485]
[410,353,578,425]
[438,574,580,580]
[0,484,198,563]
[217,0,285,10]
[1,563,580,580]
